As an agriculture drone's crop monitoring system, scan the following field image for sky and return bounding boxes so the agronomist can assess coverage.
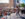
[0,0,25,3]
[0,0,9,3]
[20,0,25,4]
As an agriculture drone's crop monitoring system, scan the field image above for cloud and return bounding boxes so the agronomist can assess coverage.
[20,0,23,3]
[20,0,25,3]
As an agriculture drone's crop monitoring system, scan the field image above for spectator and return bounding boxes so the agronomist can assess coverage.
[1,10,7,19]
[19,10,25,19]
[10,8,16,19]
[0,11,3,19]
[1,10,10,19]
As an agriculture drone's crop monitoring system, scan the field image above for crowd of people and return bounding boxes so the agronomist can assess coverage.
[0,6,25,19]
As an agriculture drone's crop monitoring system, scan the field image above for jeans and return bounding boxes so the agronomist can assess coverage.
[20,16,25,19]
[22,17,25,19]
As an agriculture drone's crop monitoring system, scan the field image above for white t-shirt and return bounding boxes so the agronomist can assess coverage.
[10,12,21,19]
[1,15,10,19]
[10,13,16,19]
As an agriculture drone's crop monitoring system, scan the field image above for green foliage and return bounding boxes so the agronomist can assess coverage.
[21,3,25,7]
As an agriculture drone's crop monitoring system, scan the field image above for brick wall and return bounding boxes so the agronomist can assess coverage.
[8,0,14,9]
[0,0,14,9]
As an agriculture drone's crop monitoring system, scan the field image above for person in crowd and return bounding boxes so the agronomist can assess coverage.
[7,9,11,15]
[1,10,11,19]
[19,10,25,19]
[10,6,21,19]
[16,6,22,19]
[1,10,7,19]
[10,8,16,19]
[0,11,2,17]
[16,6,20,14]
[4,11,7,16]
[0,11,3,19]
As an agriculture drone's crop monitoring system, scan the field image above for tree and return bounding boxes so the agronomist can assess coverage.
[21,3,25,7]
